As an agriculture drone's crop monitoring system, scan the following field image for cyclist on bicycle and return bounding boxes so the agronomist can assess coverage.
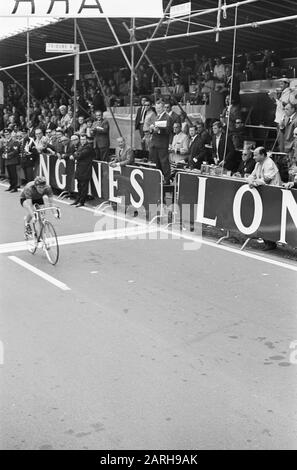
[20,176,55,234]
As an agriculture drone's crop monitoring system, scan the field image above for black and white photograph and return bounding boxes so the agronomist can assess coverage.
[0,0,297,455]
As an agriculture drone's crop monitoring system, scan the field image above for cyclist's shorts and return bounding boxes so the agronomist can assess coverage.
[20,198,44,207]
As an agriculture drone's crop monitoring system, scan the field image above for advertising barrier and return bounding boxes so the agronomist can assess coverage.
[39,154,163,217]
[177,172,297,248]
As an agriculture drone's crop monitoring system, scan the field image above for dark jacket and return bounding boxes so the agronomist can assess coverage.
[188,130,211,169]
[237,157,256,177]
[1,138,20,166]
[75,143,94,181]
[150,112,173,149]
[91,119,110,149]
[20,137,39,168]
[211,132,239,172]
[135,106,146,130]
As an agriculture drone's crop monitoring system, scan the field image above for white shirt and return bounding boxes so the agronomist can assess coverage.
[248,156,281,186]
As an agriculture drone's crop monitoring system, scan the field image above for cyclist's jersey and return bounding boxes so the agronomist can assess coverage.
[20,181,53,200]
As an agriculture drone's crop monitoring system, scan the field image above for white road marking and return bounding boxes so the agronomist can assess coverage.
[161,228,297,274]
[8,256,71,291]
[1,186,296,273]
[0,226,159,254]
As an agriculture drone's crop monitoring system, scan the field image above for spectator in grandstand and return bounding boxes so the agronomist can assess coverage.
[84,117,93,141]
[19,130,39,185]
[187,122,211,170]
[248,146,281,250]
[283,178,297,190]
[198,55,211,77]
[164,102,181,128]
[91,88,106,113]
[248,147,281,187]
[201,71,215,94]
[213,57,226,81]
[268,77,291,127]
[34,128,47,154]
[135,96,148,153]
[236,146,256,177]
[72,134,94,207]
[91,110,110,162]
[58,105,71,131]
[279,102,297,155]
[0,128,20,192]
[220,95,241,133]
[172,75,185,103]
[230,118,247,151]
[77,115,87,136]
[211,121,238,173]
[149,100,173,185]
[169,122,189,173]
[142,99,156,157]
[110,136,134,168]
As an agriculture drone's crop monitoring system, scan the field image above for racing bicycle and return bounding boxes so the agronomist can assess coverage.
[24,205,61,265]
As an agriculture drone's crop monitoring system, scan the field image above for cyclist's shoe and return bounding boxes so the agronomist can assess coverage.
[25,224,32,236]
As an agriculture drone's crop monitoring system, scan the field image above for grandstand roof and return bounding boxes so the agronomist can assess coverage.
[0,0,296,83]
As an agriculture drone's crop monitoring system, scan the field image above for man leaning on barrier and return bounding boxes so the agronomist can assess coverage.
[109,137,134,168]
[248,146,281,251]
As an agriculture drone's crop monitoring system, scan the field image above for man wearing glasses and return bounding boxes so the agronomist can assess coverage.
[237,145,255,177]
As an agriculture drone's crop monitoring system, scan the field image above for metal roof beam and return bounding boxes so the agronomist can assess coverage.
[1,13,297,73]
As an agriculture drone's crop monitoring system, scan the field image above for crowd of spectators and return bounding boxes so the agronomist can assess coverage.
[0,48,296,205]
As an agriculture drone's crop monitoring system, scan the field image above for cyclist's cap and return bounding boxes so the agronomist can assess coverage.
[34,176,47,186]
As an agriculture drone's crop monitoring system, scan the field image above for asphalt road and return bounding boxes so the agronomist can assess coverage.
[0,187,297,450]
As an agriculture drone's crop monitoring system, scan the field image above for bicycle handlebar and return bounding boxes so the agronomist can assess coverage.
[33,206,61,220]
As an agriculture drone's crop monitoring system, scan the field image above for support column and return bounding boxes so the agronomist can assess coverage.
[130,18,135,148]
[73,18,78,131]
[26,18,30,126]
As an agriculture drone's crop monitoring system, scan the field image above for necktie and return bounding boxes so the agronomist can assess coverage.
[141,107,146,122]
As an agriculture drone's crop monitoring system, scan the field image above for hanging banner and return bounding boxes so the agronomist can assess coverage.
[0,0,163,18]
[177,172,297,248]
[39,155,163,217]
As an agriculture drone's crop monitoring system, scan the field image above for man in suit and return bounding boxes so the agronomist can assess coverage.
[72,134,94,207]
[135,96,147,153]
[186,123,211,169]
[91,110,110,162]
[110,137,134,168]
[0,128,20,192]
[164,102,181,144]
[172,76,185,103]
[149,101,173,185]
[279,102,297,156]
[211,121,239,173]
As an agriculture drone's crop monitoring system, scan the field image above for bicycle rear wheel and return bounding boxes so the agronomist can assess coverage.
[42,221,59,265]
[25,228,38,254]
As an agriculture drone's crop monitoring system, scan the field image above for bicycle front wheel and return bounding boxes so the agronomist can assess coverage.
[42,221,59,265]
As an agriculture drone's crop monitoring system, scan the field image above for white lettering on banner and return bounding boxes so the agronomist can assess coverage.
[130,169,144,209]
[39,154,50,184]
[279,190,297,244]
[1,0,163,18]
[195,177,217,226]
[92,163,102,198]
[55,159,67,189]
[233,185,263,235]
[109,166,121,204]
